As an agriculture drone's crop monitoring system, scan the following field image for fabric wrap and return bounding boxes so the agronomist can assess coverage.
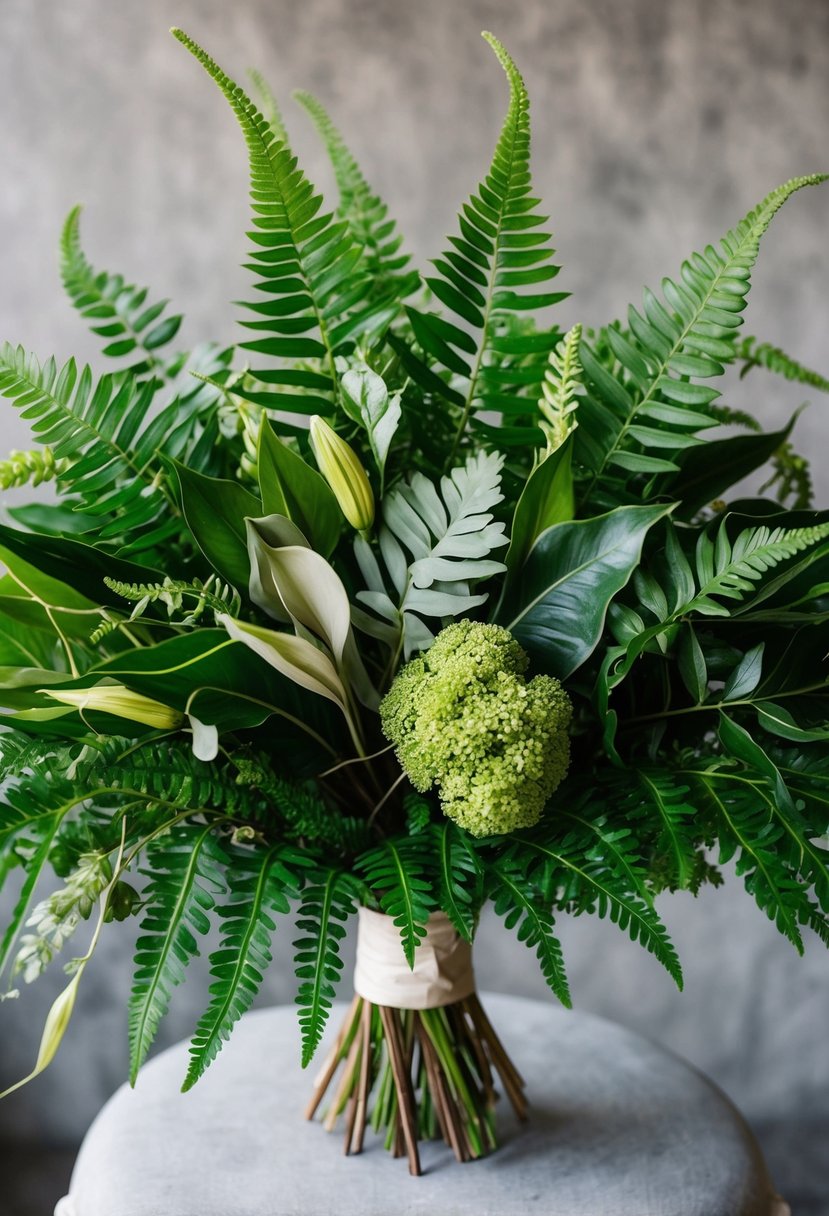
[352,907,475,1009]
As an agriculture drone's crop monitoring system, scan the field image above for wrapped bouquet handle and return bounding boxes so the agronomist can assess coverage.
[353,909,476,1009]
[305,911,526,1175]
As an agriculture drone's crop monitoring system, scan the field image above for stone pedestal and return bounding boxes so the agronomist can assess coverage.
[55,994,788,1216]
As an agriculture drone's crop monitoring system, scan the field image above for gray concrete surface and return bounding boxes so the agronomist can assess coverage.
[0,0,827,1206]
[56,997,784,1216]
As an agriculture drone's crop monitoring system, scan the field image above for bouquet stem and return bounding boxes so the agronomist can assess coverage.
[305,992,527,1175]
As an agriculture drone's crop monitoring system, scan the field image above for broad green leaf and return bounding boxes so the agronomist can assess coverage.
[501,504,673,677]
[256,418,340,557]
[0,525,163,608]
[718,712,795,814]
[677,625,707,703]
[169,461,261,590]
[503,435,574,581]
[754,700,829,743]
[672,414,796,518]
[722,643,765,701]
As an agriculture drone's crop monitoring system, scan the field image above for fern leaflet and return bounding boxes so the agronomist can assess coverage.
[406,33,565,462]
[129,825,228,1082]
[183,844,306,1089]
[295,90,417,303]
[60,206,182,367]
[488,857,571,1007]
[357,836,436,967]
[294,868,359,1067]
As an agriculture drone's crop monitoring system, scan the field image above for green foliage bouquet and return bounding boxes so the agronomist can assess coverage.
[1,27,828,1173]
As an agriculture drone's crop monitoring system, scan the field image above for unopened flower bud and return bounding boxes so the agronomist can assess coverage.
[41,684,184,731]
[309,415,374,532]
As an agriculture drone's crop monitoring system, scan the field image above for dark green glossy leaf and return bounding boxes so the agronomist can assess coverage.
[256,418,340,557]
[169,461,261,590]
[501,503,672,677]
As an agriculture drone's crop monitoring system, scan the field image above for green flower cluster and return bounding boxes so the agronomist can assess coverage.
[380,621,572,837]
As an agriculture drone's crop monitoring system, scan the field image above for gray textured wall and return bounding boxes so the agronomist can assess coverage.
[0,0,828,1190]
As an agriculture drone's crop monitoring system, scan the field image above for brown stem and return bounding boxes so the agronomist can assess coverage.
[379,1005,422,1176]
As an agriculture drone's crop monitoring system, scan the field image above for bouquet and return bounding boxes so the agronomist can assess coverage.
[0,27,827,1175]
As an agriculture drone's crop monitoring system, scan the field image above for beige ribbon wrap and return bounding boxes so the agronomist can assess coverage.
[353,907,475,1009]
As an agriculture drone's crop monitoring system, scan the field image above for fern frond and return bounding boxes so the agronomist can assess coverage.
[514,822,683,987]
[577,174,827,504]
[183,844,305,1089]
[488,856,571,1007]
[627,771,701,892]
[92,575,242,642]
[0,447,66,491]
[129,824,228,1082]
[685,765,824,952]
[247,68,290,145]
[689,521,829,614]
[537,323,581,451]
[233,760,370,854]
[357,835,436,966]
[60,206,182,367]
[405,33,566,463]
[70,739,261,818]
[738,336,829,392]
[0,343,179,548]
[432,821,482,942]
[294,90,417,302]
[294,868,359,1067]
[354,450,508,657]
[172,28,389,417]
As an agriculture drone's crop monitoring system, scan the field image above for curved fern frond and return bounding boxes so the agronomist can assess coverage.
[577,174,827,505]
[488,858,571,1007]
[182,844,305,1090]
[129,824,228,1083]
[294,868,359,1067]
[608,517,829,692]
[172,28,388,416]
[685,765,818,952]
[514,824,683,987]
[738,336,829,392]
[629,771,701,892]
[92,575,242,642]
[60,206,182,368]
[294,90,417,304]
[69,739,260,818]
[689,520,829,615]
[357,835,436,967]
[406,32,566,464]
[0,343,180,548]
[354,450,508,657]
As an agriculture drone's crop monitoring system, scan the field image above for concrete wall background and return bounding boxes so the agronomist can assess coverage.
[0,0,827,1183]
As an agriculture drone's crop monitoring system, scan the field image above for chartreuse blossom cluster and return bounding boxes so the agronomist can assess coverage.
[380,621,572,837]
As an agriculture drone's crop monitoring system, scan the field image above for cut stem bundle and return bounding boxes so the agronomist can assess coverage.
[305,993,526,1175]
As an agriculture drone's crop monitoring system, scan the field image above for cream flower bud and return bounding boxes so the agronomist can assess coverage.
[41,684,184,730]
[309,415,374,532]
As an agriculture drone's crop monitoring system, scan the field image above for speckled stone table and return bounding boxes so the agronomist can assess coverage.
[55,994,788,1216]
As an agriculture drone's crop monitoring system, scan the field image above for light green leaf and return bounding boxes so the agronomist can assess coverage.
[341,366,401,489]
